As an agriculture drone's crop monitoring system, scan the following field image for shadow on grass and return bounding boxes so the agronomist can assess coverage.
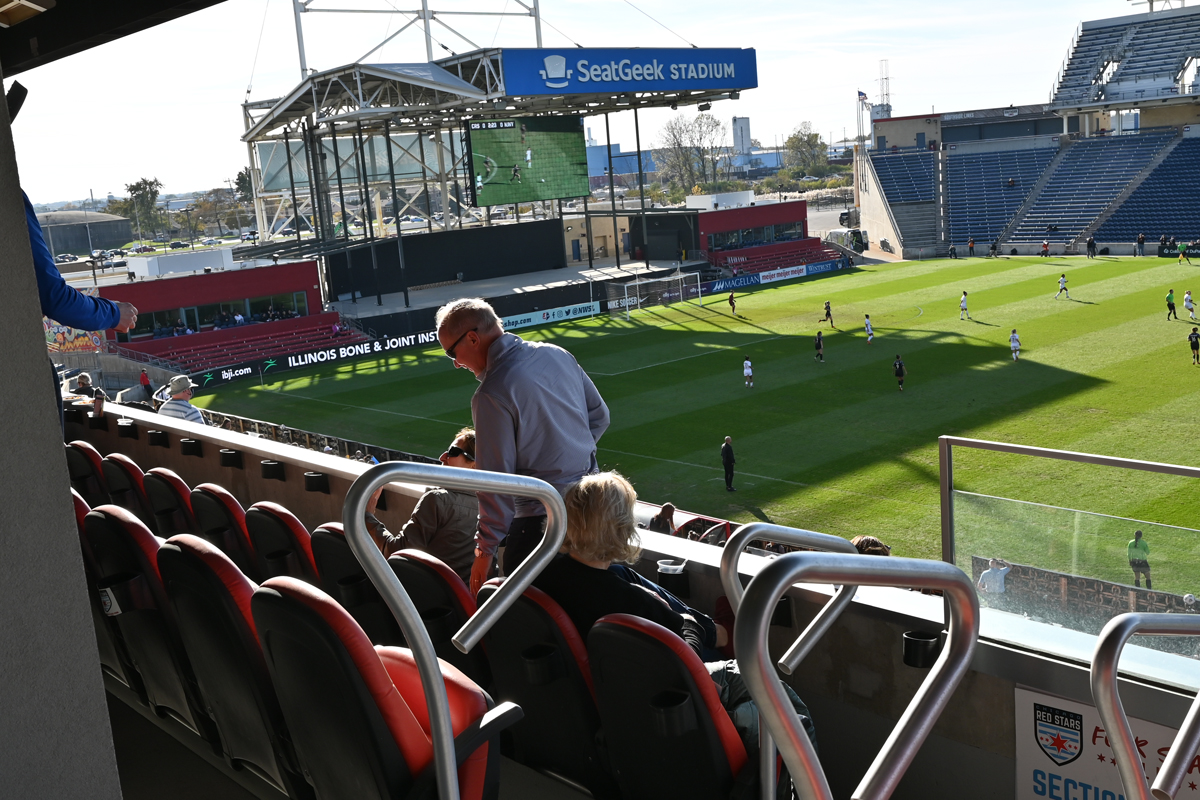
[597,324,1108,535]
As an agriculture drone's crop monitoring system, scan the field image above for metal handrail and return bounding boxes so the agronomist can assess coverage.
[718,522,859,673]
[734,553,979,800]
[719,524,859,800]
[1089,613,1200,800]
[344,462,567,800]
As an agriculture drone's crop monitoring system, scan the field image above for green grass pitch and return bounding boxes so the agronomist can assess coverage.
[194,255,1200,594]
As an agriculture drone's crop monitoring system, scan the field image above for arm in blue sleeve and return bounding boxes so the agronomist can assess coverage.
[580,366,609,444]
[26,192,120,331]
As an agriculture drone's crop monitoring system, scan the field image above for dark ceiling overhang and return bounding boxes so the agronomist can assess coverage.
[0,0,224,77]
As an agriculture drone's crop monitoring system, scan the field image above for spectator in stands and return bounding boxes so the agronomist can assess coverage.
[721,436,736,491]
[76,372,105,417]
[646,502,677,535]
[851,535,891,556]
[234,311,245,325]
[138,368,152,401]
[1161,234,1170,250]
[1128,530,1151,589]
[362,427,479,582]
[531,471,816,758]
[1138,233,1146,257]
[435,297,610,593]
[322,441,334,454]
[1007,178,1015,188]
[157,375,207,425]
[977,558,1012,594]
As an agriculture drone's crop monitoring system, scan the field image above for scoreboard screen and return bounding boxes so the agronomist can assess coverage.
[466,116,589,207]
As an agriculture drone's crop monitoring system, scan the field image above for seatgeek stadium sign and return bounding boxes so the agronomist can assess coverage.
[191,302,601,391]
[500,48,757,96]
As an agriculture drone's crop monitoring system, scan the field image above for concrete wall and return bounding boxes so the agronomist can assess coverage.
[945,134,1062,155]
[857,160,903,257]
[1141,105,1200,128]
[0,71,123,798]
[873,116,942,151]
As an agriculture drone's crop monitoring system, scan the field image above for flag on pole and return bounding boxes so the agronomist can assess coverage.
[857,91,868,100]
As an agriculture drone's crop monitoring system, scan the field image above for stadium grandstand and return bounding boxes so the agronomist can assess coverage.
[859,4,1200,257]
[13,2,1200,800]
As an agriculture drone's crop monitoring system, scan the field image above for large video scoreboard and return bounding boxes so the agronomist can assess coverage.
[466,116,589,206]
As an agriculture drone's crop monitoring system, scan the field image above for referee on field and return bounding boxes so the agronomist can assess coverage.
[1128,529,1151,589]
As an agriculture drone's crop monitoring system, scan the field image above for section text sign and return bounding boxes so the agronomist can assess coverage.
[1015,686,1200,800]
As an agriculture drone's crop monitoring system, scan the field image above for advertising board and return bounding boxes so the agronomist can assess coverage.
[500,48,757,97]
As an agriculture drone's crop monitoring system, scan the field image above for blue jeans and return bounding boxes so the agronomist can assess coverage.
[608,564,723,661]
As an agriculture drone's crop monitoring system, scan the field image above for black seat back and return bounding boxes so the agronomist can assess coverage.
[142,467,196,536]
[588,614,749,800]
[100,453,156,532]
[64,441,108,507]
[389,550,491,689]
[83,506,212,739]
[158,535,312,799]
[245,502,320,583]
[310,523,403,645]
[477,582,614,797]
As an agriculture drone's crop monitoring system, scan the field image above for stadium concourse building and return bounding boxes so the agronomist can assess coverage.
[36,208,133,257]
[857,3,1200,259]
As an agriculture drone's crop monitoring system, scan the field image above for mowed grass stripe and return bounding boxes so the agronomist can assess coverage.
[194,255,1200,587]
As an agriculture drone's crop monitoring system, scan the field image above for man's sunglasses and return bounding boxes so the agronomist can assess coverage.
[444,327,478,361]
[445,445,474,461]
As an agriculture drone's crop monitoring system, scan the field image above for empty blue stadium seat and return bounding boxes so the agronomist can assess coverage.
[1007,133,1174,244]
[870,152,936,204]
[1095,138,1200,242]
[946,147,1057,245]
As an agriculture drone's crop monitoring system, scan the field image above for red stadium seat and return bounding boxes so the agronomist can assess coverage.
[389,549,491,689]
[157,535,313,799]
[101,453,156,531]
[251,576,517,800]
[72,491,145,698]
[65,440,109,508]
[310,522,404,645]
[82,505,217,743]
[143,467,196,536]
[189,484,259,580]
[476,580,617,798]
[587,614,749,800]
[245,501,320,583]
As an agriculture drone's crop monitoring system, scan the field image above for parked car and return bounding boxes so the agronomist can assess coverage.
[800,175,820,182]
[168,241,188,249]
[129,245,155,254]
[54,253,78,263]
[201,238,220,245]
[103,258,128,269]
[241,231,258,241]
[280,227,296,236]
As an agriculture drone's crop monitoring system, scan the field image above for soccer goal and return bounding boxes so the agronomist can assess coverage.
[605,271,703,321]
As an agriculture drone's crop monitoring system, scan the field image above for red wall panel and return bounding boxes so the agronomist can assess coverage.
[696,200,808,236]
[98,260,321,315]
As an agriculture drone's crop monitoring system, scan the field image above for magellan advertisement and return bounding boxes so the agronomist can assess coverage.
[1015,686,1200,800]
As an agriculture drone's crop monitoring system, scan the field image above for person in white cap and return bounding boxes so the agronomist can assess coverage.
[157,374,207,425]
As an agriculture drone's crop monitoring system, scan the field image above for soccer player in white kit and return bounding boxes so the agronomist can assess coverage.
[1055,274,1070,300]
[864,314,874,343]
[526,148,532,168]
[1185,290,1196,321]
[743,355,753,387]
[1010,329,1021,362]
[960,291,971,320]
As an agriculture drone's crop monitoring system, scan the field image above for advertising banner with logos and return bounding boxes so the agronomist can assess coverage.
[698,259,845,296]
[500,48,757,97]
[1159,244,1200,258]
[1014,686,1199,800]
[193,302,603,391]
[501,301,600,330]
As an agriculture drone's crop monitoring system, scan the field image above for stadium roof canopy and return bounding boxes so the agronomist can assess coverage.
[243,46,758,142]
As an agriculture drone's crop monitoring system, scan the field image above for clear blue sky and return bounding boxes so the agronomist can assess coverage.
[10,0,1141,203]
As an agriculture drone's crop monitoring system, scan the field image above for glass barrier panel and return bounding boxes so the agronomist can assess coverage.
[953,490,1200,660]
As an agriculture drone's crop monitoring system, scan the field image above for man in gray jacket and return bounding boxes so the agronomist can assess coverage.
[436,298,610,593]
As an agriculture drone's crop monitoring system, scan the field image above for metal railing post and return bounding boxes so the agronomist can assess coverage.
[344,462,567,800]
[734,553,979,800]
[719,523,859,800]
[939,436,955,566]
[1090,613,1200,800]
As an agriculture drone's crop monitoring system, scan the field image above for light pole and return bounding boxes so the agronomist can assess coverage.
[183,206,196,249]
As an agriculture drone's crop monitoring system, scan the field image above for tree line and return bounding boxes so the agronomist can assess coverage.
[98,167,254,242]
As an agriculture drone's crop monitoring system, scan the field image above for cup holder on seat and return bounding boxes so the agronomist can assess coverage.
[336,573,375,609]
[649,689,697,737]
[265,549,301,578]
[420,606,455,644]
[521,642,564,686]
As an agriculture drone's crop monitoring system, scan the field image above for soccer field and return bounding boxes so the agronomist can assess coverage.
[194,254,1200,590]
